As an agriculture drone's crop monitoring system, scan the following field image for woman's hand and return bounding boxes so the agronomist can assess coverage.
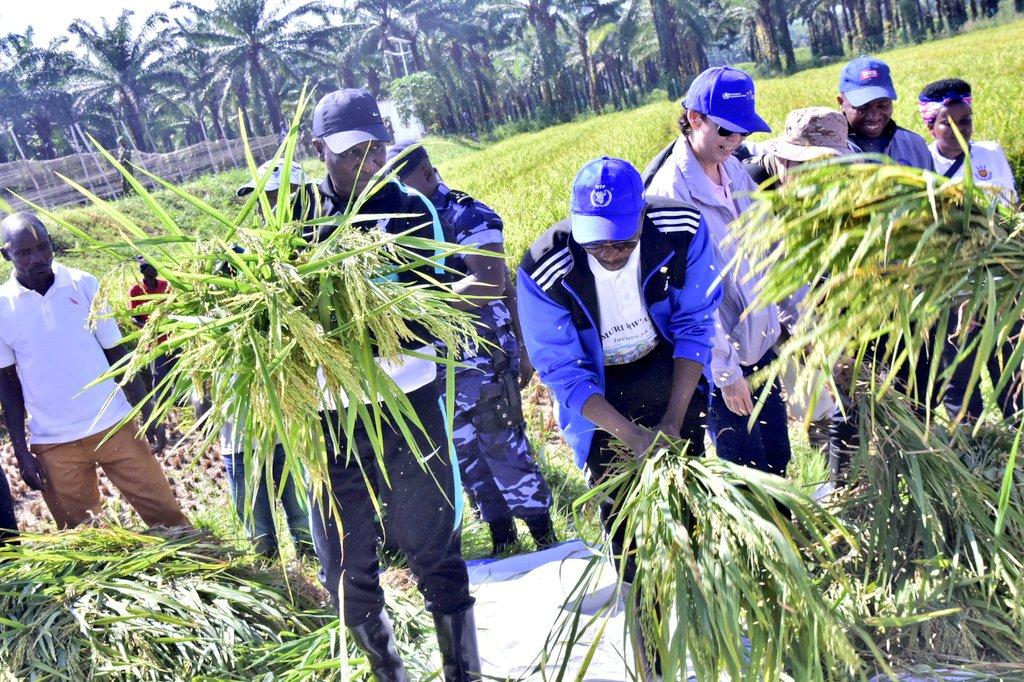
[721,377,754,416]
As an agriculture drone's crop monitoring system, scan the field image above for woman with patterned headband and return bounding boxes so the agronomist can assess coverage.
[920,78,1017,205]
[920,78,1021,425]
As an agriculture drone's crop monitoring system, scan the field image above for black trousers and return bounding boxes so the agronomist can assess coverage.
[0,468,16,543]
[309,380,473,626]
[828,333,937,482]
[940,315,1022,422]
[585,342,707,582]
[707,349,792,476]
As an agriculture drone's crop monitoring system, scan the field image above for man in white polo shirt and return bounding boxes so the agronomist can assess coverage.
[0,212,189,530]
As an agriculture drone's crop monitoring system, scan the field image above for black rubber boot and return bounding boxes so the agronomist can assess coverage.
[524,511,558,549]
[433,608,482,681]
[828,396,859,485]
[806,416,831,451]
[348,610,410,682]
[487,517,518,556]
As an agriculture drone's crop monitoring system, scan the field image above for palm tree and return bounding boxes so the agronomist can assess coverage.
[644,0,708,98]
[477,0,569,117]
[353,0,429,77]
[555,0,621,112]
[174,0,338,135]
[792,0,846,56]
[603,0,659,107]
[69,11,184,152]
[163,17,230,142]
[0,29,79,159]
[410,0,512,128]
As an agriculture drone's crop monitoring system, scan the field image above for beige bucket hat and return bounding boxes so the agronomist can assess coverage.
[765,107,851,162]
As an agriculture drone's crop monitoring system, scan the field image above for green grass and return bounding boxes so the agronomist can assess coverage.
[438,20,1024,266]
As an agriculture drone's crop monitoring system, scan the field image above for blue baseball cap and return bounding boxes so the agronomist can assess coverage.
[569,157,645,244]
[682,66,771,135]
[839,56,897,107]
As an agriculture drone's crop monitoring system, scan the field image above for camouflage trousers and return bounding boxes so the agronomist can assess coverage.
[449,324,553,523]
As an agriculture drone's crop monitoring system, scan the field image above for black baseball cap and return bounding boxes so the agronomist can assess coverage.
[312,88,393,154]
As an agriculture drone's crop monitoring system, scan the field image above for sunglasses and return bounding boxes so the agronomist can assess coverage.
[716,124,751,138]
[580,238,640,255]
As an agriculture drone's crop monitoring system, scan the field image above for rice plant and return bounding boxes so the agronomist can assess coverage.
[0,527,443,681]
[540,443,865,681]
[26,99,482,531]
[727,158,1024,669]
[0,527,333,680]
[735,158,1021,426]
[832,391,1024,662]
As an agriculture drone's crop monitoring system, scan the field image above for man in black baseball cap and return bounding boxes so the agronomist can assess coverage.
[305,89,481,682]
[308,88,393,204]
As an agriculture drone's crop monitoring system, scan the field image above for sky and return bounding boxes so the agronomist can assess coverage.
[0,0,215,45]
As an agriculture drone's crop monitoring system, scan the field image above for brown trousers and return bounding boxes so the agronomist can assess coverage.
[31,421,190,529]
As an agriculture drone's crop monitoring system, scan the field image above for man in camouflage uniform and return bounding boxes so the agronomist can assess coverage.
[387,141,556,554]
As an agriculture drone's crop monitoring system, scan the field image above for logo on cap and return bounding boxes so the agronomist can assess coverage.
[722,90,754,101]
[859,69,879,81]
[590,186,612,207]
[979,166,991,179]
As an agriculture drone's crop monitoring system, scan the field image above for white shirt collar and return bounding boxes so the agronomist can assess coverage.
[5,261,70,297]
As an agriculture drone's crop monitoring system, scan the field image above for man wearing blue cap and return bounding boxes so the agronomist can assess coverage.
[518,157,720,676]
[827,57,934,488]
[386,141,557,556]
[518,155,720,566]
[837,56,933,170]
[304,89,479,682]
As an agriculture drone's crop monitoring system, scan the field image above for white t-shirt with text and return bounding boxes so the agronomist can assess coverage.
[587,246,659,366]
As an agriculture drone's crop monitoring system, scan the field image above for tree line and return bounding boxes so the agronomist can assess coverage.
[1,0,1020,162]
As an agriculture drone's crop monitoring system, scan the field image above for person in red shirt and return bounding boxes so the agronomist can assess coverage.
[129,258,174,390]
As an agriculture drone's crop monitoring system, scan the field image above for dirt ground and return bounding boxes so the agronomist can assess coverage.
[1,416,225,533]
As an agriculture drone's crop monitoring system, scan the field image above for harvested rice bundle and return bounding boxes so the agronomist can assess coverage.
[35,118,480,512]
[546,442,863,681]
[833,390,1024,663]
[0,527,439,681]
[734,159,1021,420]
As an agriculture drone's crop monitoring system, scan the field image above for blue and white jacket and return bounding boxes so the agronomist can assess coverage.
[516,198,722,467]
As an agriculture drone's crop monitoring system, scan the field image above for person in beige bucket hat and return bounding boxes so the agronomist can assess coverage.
[740,106,850,451]
[744,107,851,187]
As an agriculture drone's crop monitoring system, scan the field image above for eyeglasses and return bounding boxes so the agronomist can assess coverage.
[716,124,751,138]
[338,140,386,162]
[580,238,640,255]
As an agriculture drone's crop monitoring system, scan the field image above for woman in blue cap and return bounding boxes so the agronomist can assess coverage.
[644,66,797,477]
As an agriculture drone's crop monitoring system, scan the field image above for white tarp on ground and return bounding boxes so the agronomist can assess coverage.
[466,541,981,682]
[468,540,645,681]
